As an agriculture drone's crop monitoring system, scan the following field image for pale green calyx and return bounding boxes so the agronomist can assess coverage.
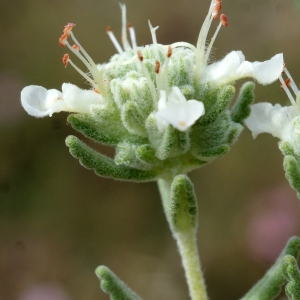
[20,0,280,180]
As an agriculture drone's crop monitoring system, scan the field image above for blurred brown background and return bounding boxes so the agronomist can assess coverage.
[1,0,300,299]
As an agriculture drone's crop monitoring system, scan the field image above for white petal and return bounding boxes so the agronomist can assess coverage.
[245,102,291,140]
[21,85,66,117]
[236,53,283,85]
[158,90,167,111]
[203,51,245,83]
[62,83,104,113]
[168,86,187,105]
[156,100,205,131]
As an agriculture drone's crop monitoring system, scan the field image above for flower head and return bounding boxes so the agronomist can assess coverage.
[21,0,283,123]
[20,1,284,177]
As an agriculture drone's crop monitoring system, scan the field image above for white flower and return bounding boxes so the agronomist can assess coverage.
[21,83,103,117]
[244,103,292,140]
[155,87,205,131]
[245,67,300,143]
[202,51,284,85]
[193,1,283,86]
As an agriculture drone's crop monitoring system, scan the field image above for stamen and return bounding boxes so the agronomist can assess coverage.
[203,14,228,65]
[148,22,163,96]
[155,60,160,74]
[60,29,102,91]
[148,21,160,62]
[59,34,68,48]
[63,23,76,36]
[279,75,298,112]
[212,0,222,19]
[136,50,157,105]
[69,31,97,69]
[62,54,69,67]
[120,3,131,51]
[167,45,172,58]
[67,58,98,87]
[64,39,96,77]
[196,0,215,70]
[162,46,172,93]
[283,67,299,96]
[72,44,80,51]
[106,26,124,54]
[280,78,291,89]
[127,23,137,49]
[137,50,143,62]
[220,14,228,27]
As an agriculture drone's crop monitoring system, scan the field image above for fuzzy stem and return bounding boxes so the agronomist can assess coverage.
[157,178,208,300]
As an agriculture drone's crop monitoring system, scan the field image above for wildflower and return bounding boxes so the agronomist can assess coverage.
[155,87,205,131]
[245,66,299,142]
[202,51,283,85]
[21,83,103,117]
[20,0,285,178]
[245,67,300,199]
[21,1,283,128]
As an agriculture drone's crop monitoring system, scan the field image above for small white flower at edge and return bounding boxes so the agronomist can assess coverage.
[155,86,205,132]
[244,102,292,140]
[203,51,284,85]
[245,66,300,142]
[21,83,103,117]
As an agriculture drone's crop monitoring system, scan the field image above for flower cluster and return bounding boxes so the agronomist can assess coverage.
[21,1,284,180]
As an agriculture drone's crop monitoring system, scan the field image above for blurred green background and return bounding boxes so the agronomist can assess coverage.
[1,0,300,299]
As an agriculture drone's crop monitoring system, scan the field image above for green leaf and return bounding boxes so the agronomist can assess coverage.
[283,155,300,199]
[96,266,142,300]
[280,141,298,158]
[231,81,255,124]
[178,130,190,154]
[135,144,160,166]
[192,144,230,160]
[68,114,121,146]
[197,85,235,126]
[155,125,177,160]
[191,111,243,160]
[121,101,147,137]
[115,142,153,170]
[170,175,197,232]
[65,135,158,182]
[240,236,300,300]
[282,255,300,300]
[145,115,177,160]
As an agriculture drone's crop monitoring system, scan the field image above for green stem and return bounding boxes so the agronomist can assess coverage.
[175,229,208,300]
[157,178,208,300]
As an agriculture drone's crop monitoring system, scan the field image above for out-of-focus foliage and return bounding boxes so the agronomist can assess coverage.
[292,0,300,10]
